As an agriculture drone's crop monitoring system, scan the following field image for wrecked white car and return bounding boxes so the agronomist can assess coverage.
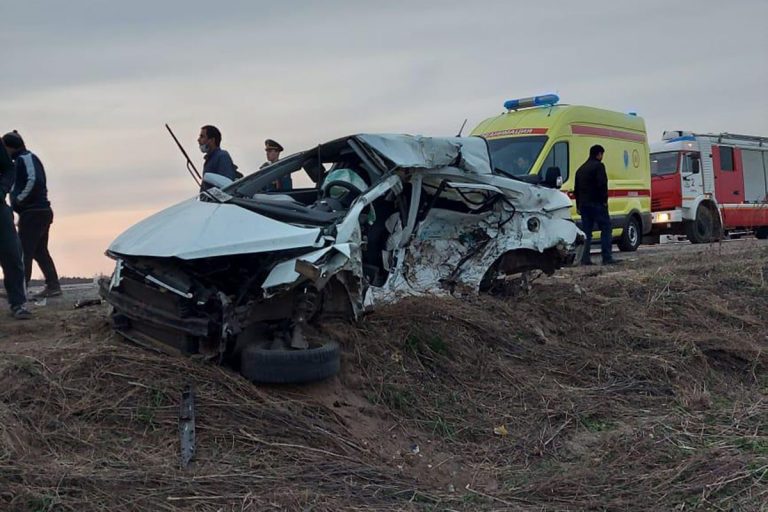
[100,134,583,383]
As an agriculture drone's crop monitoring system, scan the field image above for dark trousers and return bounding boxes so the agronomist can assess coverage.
[18,208,60,289]
[580,202,613,263]
[0,201,27,308]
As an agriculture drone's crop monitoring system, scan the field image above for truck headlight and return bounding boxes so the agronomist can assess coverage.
[527,217,541,232]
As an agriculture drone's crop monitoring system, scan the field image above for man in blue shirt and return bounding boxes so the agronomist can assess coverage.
[3,130,62,297]
[0,132,31,318]
[197,125,239,191]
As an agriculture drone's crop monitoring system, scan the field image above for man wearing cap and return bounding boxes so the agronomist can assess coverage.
[0,133,32,318]
[261,139,292,191]
[198,125,239,191]
[3,130,62,298]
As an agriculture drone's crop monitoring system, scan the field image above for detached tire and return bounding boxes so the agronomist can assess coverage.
[618,216,641,252]
[240,340,340,384]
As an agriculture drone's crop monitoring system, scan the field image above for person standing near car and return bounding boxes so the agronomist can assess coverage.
[0,134,32,318]
[574,144,617,266]
[3,130,62,298]
[198,125,239,191]
[261,139,292,191]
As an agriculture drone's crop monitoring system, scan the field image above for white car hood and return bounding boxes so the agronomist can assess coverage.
[108,198,323,260]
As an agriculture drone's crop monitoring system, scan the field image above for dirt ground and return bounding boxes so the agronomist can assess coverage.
[0,239,766,511]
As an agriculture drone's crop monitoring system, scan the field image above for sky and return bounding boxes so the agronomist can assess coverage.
[1,0,767,278]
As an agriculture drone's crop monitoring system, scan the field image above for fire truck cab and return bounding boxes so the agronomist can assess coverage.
[650,131,768,242]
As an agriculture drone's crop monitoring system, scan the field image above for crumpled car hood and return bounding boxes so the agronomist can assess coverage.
[108,198,322,260]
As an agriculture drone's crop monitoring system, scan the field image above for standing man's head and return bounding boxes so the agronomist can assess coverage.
[589,144,605,161]
[198,125,222,154]
[2,130,26,157]
[265,139,284,164]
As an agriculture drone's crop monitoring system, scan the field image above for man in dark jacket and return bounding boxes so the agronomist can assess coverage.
[574,144,617,265]
[3,131,62,297]
[0,135,32,318]
[197,125,239,192]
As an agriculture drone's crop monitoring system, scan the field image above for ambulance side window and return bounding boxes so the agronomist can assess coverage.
[541,142,569,182]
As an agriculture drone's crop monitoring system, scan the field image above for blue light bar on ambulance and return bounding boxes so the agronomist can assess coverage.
[504,94,559,111]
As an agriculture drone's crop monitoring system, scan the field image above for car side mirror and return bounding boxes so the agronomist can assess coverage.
[542,166,563,189]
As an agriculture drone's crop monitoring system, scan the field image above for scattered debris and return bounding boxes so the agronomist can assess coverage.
[73,298,102,309]
[493,425,509,436]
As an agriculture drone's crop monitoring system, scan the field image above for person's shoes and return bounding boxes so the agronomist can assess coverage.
[11,305,32,320]
[34,287,62,299]
[602,259,622,266]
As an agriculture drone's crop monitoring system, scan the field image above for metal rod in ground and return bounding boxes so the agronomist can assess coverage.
[179,384,196,468]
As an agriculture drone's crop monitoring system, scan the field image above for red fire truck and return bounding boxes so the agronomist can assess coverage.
[649,131,768,242]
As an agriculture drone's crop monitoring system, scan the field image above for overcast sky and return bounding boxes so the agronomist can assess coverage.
[1,0,766,277]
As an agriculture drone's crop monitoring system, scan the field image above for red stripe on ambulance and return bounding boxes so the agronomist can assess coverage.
[571,125,646,143]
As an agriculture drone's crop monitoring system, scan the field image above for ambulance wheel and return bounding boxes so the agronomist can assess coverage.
[756,227,768,240]
[686,204,717,244]
[618,216,641,252]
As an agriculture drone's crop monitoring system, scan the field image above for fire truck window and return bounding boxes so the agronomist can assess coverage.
[681,152,700,173]
[650,152,678,176]
[719,146,734,171]
[540,142,569,182]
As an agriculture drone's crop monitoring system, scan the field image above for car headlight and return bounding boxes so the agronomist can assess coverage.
[527,217,541,232]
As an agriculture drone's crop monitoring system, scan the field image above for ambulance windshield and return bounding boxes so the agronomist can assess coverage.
[485,136,547,176]
[650,151,679,176]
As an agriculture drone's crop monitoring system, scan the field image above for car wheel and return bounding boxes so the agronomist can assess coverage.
[617,216,641,252]
[240,340,340,384]
[756,227,768,240]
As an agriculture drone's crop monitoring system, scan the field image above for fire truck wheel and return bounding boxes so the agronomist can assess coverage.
[686,204,716,244]
[756,227,768,240]
[618,216,641,252]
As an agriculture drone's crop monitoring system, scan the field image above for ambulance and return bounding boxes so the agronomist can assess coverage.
[471,94,652,251]
[650,131,768,242]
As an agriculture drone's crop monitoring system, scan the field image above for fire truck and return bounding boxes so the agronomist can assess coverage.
[649,131,768,242]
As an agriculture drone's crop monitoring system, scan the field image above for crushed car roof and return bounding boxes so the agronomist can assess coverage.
[357,134,491,174]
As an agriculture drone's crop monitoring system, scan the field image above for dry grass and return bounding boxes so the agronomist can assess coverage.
[1,242,767,511]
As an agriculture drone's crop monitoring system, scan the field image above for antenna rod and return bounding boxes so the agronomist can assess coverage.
[165,123,202,185]
[456,118,468,137]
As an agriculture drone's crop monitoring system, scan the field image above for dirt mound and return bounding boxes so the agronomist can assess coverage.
[1,243,767,511]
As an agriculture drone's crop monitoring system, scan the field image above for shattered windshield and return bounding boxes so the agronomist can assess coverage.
[218,139,381,227]
[485,136,548,176]
[650,152,679,176]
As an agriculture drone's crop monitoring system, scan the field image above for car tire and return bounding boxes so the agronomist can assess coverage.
[756,227,768,240]
[617,216,641,252]
[686,204,718,244]
[240,340,340,384]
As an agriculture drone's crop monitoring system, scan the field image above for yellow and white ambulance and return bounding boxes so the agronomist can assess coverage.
[471,95,652,251]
